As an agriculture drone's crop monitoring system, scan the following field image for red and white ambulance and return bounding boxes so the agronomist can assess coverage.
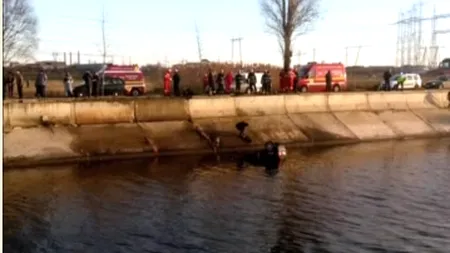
[97,64,146,96]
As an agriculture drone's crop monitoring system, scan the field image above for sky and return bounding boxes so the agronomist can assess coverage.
[32,0,450,67]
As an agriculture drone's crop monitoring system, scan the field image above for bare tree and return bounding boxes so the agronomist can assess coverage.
[260,0,319,71]
[3,0,38,63]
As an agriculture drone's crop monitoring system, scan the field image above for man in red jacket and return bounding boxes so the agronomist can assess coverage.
[164,69,172,96]
[225,70,233,94]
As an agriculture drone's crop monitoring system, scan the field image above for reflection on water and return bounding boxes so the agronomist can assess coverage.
[4,139,450,253]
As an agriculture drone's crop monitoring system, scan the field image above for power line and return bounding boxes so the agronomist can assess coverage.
[231,37,243,65]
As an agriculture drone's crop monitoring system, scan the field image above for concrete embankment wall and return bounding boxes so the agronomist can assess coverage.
[3,90,450,167]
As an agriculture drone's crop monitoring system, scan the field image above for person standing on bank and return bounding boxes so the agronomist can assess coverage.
[207,69,215,93]
[82,71,93,97]
[5,70,15,98]
[15,70,24,99]
[92,72,99,96]
[247,69,257,93]
[325,70,332,92]
[172,69,181,96]
[63,72,74,97]
[35,68,48,98]
[383,69,392,91]
[261,70,272,94]
[163,69,172,96]
[234,70,244,94]
[216,69,225,94]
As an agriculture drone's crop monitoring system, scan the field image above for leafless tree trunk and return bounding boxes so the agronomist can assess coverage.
[3,0,38,64]
[260,0,319,71]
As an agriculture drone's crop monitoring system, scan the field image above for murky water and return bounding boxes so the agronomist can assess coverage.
[4,139,450,253]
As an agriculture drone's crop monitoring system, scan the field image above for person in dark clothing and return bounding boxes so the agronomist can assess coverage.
[261,70,272,94]
[234,70,244,93]
[172,69,181,96]
[15,71,24,99]
[82,71,93,97]
[293,69,299,92]
[35,69,48,98]
[3,69,7,99]
[237,141,287,170]
[216,69,225,94]
[207,69,215,93]
[92,72,99,96]
[325,70,332,92]
[383,69,392,91]
[247,69,257,93]
[5,70,15,98]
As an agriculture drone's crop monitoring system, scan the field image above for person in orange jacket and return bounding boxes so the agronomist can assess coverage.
[288,68,296,91]
[164,69,172,96]
[225,70,233,94]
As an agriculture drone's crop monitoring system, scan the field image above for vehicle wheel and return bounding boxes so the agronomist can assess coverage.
[439,84,444,89]
[78,93,83,97]
[414,84,419,89]
[333,85,341,92]
[300,86,308,92]
[131,89,140,96]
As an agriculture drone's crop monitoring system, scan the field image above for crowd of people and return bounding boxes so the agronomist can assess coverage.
[3,68,26,99]
[162,68,306,96]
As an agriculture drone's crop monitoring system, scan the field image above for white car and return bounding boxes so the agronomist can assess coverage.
[230,72,264,93]
[379,73,422,90]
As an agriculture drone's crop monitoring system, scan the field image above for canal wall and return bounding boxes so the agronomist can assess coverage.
[3,90,450,167]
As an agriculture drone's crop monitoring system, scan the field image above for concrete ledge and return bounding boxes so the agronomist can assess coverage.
[74,100,135,125]
[189,96,237,118]
[7,101,74,127]
[135,98,190,122]
[234,95,286,116]
[284,93,328,113]
[328,93,369,111]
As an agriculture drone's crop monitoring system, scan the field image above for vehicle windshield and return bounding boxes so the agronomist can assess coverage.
[390,74,400,81]
[298,66,311,78]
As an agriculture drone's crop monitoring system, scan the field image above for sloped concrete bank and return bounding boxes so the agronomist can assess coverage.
[3,90,450,167]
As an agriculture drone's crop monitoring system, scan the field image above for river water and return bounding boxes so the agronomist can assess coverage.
[4,139,450,253]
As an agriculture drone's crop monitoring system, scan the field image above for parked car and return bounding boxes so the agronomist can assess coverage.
[379,73,422,90]
[72,77,126,97]
[230,72,264,93]
[423,75,450,89]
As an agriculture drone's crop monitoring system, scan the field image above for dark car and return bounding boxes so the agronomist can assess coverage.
[72,77,126,97]
[423,75,449,89]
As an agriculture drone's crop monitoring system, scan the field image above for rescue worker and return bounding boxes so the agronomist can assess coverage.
[288,68,296,92]
[234,70,244,94]
[35,68,48,98]
[247,69,257,93]
[202,73,209,93]
[92,72,99,97]
[163,69,172,96]
[396,73,406,91]
[325,70,332,92]
[172,69,181,96]
[225,70,233,94]
[383,69,392,91]
[293,69,299,92]
[207,69,215,93]
[82,71,93,97]
[63,71,74,97]
[261,70,272,94]
[216,69,225,94]
[5,69,15,98]
[15,70,24,99]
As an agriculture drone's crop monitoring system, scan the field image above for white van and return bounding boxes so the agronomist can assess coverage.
[379,73,422,90]
[230,72,264,93]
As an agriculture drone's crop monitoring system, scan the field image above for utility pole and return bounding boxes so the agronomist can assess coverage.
[312,48,316,61]
[195,23,203,62]
[231,37,243,64]
[101,6,107,64]
[345,46,368,66]
[295,51,306,65]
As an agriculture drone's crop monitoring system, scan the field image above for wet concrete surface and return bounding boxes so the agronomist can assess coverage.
[3,139,450,253]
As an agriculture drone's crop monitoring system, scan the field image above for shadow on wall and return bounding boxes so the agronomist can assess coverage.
[425,92,442,108]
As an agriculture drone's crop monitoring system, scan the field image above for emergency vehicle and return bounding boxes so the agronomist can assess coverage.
[97,64,146,96]
[297,62,347,92]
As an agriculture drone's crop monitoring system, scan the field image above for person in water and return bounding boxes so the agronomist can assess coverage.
[237,141,287,170]
[235,121,287,170]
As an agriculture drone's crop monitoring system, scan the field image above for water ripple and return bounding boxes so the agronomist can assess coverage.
[4,139,450,253]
